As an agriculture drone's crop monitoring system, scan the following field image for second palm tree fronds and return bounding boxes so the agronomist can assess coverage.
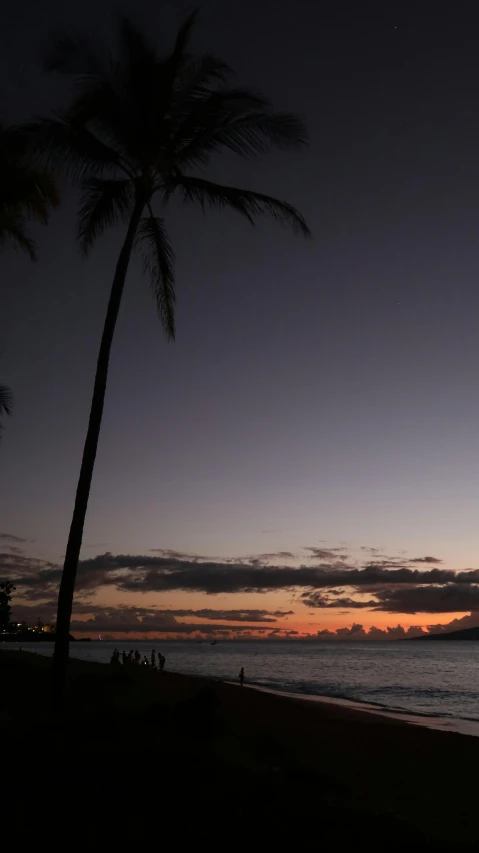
[0,123,59,259]
[0,384,13,433]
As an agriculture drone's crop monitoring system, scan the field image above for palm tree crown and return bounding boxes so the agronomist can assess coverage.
[0,124,59,260]
[32,11,310,336]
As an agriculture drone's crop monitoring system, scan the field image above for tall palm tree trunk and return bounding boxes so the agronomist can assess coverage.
[53,200,144,696]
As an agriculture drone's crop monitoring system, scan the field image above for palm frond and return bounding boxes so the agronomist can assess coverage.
[23,113,125,183]
[44,30,111,77]
[117,15,158,111]
[178,109,308,169]
[174,87,271,127]
[115,17,165,158]
[170,9,198,65]
[78,179,135,253]
[141,9,200,144]
[0,385,13,418]
[0,123,60,229]
[24,170,60,217]
[0,214,37,260]
[175,55,232,101]
[118,16,156,70]
[165,175,311,238]
[135,215,176,338]
[0,169,60,223]
[168,88,279,167]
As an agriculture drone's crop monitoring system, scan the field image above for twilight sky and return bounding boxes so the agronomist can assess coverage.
[3,2,479,638]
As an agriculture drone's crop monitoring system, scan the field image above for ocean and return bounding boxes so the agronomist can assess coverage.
[5,639,479,734]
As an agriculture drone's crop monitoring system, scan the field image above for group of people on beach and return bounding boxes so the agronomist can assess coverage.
[110,648,166,674]
[109,648,245,686]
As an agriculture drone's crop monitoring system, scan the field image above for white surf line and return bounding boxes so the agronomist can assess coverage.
[224,681,479,738]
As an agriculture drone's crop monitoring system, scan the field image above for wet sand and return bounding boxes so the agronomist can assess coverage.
[246,682,479,737]
[1,649,478,846]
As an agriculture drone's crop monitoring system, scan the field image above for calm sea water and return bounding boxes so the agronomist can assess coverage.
[5,639,479,725]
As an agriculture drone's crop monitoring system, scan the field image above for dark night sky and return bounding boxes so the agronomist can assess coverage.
[3,0,479,605]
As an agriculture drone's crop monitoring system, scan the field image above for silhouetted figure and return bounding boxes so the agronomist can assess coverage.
[110,649,119,665]
[159,653,165,675]
[128,650,134,663]
[122,650,127,665]
[143,655,149,667]
[239,667,244,687]
[134,649,141,665]
[151,649,156,668]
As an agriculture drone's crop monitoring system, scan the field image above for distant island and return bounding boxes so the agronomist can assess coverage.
[410,627,479,641]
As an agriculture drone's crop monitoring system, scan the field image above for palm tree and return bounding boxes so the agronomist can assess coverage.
[0,123,59,259]
[32,11,311,693]
[0,385,13,433]
[0,125,59,439]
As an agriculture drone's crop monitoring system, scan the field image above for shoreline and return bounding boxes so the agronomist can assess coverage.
[243,682,479,737]
[4,643,478,737]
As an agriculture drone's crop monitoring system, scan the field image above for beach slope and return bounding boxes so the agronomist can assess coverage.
[1,650,477,845]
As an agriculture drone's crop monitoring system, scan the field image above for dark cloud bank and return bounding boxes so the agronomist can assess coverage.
[3,541,479,637]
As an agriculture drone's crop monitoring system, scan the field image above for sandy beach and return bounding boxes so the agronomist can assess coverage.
[1,649,479,846]
[248,682,479,737]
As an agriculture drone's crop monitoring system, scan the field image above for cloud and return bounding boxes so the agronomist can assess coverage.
[253,551,296,561]
[148,549,211,562]
[359,624,428,640]
[304,547,349,561]
[6,546,479,604]
[0,532,29,543]
[69,610,270,635]
[308,585,479,615]
[304,580,479,614]
[315,622,435,640]
[302,593,378,609]
[13,597,479,641]
[372,584,479,614]
[0,551,58,593]
[425,612,479,633]
[410,556,442,564]
[153,608,294,623]
[335,623,367,639]
[11,602,295,635]
[6,541,479,633]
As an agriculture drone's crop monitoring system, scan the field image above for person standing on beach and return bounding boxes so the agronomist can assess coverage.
[159,654,165,675]
[239,667,244,687]
[122,650,127,665]
[151,649,156,668]
[134,649,141,665]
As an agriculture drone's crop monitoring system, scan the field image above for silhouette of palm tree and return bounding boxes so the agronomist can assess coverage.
[0,124,58,438]
[32,11,311,692]
[0,123,59,259]
[0,385,13,434]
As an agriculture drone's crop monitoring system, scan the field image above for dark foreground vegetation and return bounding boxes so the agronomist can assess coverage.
[1,651,479,846]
